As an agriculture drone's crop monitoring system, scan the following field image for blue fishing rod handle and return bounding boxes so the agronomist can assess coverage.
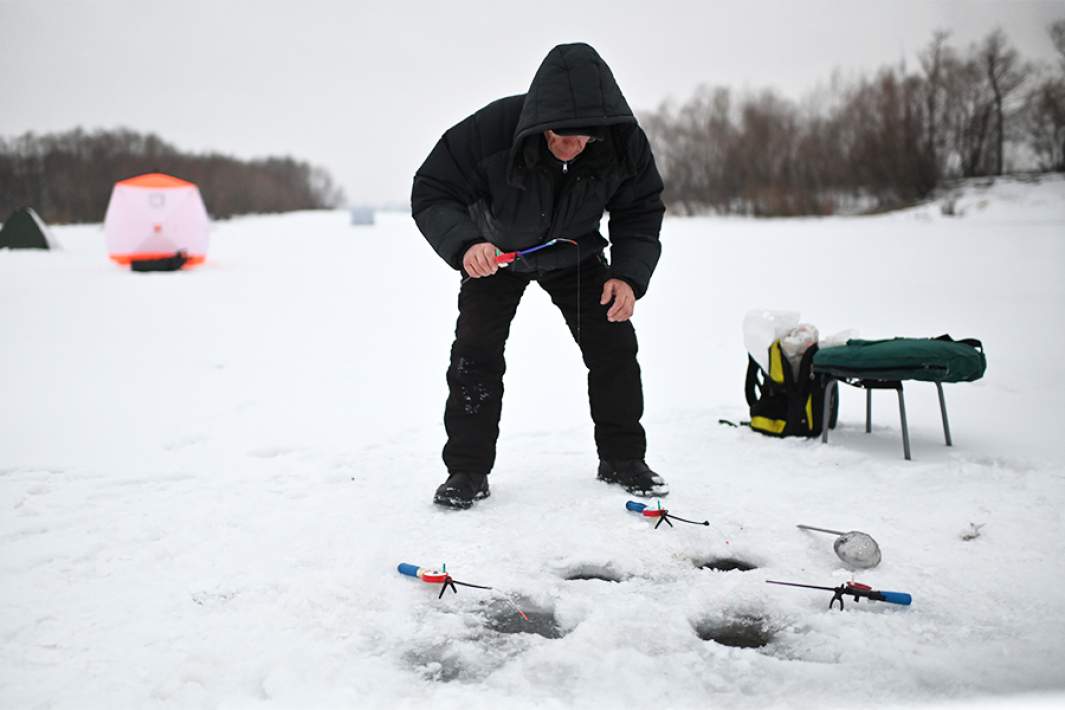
[397,563,420,577]
[880,591,912,605]
[626,501,647,513]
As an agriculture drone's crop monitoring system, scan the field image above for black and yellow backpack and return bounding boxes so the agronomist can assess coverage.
[744,340,836,437]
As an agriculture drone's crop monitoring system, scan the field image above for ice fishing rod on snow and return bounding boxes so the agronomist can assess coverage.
[397,563,493,599]
[626,500,710,529]
[397,562,530,622]
[765,579,912,611]
[494,238,578,266]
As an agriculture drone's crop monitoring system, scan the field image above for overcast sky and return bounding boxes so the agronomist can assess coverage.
[2,0,1063,205]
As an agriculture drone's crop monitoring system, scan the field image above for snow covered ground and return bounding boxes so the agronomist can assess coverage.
[2,175,1064,709]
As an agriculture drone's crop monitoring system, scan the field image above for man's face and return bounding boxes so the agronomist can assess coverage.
[544,130,592,162]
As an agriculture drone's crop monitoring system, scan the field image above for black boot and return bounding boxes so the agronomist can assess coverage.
[433,472,490,509]
[597,459,668,497]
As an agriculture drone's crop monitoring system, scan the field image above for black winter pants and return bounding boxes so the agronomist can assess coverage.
[443,257,646,475]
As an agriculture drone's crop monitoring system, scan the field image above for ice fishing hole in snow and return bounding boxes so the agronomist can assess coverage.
[480,598,567,639]
[694,556,758,572]
[693,614,774,649]
[561,564,625,583]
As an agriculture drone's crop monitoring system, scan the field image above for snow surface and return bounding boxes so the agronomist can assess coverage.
[2,175,1064,709]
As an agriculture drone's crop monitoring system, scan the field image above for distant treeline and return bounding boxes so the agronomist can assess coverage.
[642,23,1065,216]
[0,127,345,223]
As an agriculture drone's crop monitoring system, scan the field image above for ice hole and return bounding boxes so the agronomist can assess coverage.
[481,599,566,639]
[693,614,773,648]
[695,557,757,572]
[562,565,624,583]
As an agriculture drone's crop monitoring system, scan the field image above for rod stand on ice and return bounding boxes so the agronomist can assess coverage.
[397,563,493,600]
[627,500,710,530]
[765,579,911,611]
[797,524,882,568]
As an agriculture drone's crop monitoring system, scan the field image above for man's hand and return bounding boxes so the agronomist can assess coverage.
[601,278,636,322]
[463,243,500,278]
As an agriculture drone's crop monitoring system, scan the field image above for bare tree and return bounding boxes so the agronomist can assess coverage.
[1019,19,1065,171]
[941,51,994,177]
[1022,76,1065,170]
[638,27,1052,217]
[980,29,1029,174]
[0,127,345,223]
[919,31,953,184]
[1051,18,1065,72]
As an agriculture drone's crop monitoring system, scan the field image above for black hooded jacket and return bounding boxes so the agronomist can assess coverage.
[411,43,665,298]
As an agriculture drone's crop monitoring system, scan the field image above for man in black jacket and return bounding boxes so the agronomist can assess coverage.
[411,43,667,509]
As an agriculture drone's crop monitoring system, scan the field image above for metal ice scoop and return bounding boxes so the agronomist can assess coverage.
[797,524,882,569]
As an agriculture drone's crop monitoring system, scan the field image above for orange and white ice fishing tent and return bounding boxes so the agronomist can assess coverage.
[103,173,209,267]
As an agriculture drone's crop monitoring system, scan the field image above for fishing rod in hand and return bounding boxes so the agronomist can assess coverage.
[494,238,578,266]
[459,237,584,344]
[461,238,579,284]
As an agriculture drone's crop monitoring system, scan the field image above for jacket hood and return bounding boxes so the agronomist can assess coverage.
[509,43,637,184]
[513,43,635,142]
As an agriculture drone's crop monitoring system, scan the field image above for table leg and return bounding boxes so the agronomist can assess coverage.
[866,388,872,433]
[822,379,837,444]
[936,381,953,446]
[897,386,911,461]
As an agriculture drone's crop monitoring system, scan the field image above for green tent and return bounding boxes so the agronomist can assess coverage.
[0,207,59,250]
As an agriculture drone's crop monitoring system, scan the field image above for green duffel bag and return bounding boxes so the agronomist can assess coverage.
[812,335,986,383]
